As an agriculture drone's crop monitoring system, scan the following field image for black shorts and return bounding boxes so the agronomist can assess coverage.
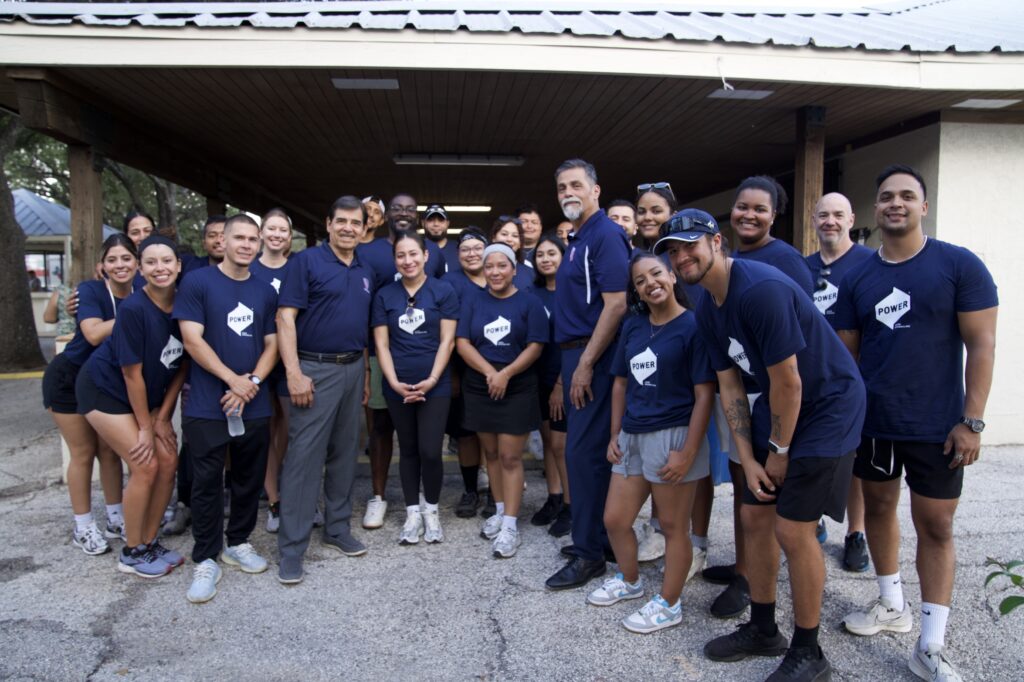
[75,366,132,415]
[445,393,474,440]
[742,448,855,523]
[854,437,963,500]
[42,353,81,414]
[538,382,567,433]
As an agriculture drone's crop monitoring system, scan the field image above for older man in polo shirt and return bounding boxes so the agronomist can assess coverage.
[545,158,630,591]
[275,195,374,584]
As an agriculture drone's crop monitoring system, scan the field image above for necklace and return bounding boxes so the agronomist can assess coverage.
[879,236,928,264]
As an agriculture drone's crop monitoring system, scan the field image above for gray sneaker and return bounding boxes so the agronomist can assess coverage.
[492,527,521,558]
[480,513,502,540]
[161,502,191,536]
[104,517,126,542]
[587,572,645,606]
[221,542,268,573]
[322,529,368,557]
[277,556,303,585]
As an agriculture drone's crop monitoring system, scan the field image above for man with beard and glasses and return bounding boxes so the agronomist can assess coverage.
[544,159,630,592]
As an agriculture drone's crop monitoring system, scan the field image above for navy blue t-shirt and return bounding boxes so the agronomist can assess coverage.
[438,240,459,274]
[612,311,715,434]
[554,210,630,343]
[442,269,486,303]
[833,239,998,442]
[372,277,460,400]
[63,280,128,367]
[173,267,278,420]
[695,259,865,459]
[277,242,373,354]
[734,238,814,298]
[457,288,548,366]
[806,244,873,327]
[357,237,445,290]
[248,256,290,295]
[531,286,562,387]
[512,264,534,292]
[86,290,184,411]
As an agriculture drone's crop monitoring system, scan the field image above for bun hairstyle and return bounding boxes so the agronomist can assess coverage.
[735,175,788,215]
[626,251,690,316]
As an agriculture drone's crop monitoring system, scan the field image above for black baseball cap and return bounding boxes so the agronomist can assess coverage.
[653,208,719,254]
[423,204,448,220]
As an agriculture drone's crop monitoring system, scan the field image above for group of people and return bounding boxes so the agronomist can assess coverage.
[42,158,996,682]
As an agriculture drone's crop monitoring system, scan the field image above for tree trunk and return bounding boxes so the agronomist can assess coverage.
[0,116,45,370]
[105,159,147,214]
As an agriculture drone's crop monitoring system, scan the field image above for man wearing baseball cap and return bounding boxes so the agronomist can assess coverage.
[655,208,866,682]
[422,204,458,273]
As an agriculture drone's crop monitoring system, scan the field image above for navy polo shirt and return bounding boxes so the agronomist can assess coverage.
[372,277,460,400]
[833,239,998,442]
[554,210,631,343]
[277,242,373,354]
[63,280,127,367]
[531,287,562,387]
[806,244,873,326]
[438,240,460,274]
[612,311,715,434]
[173,267,278,420]
[86,290,184,411]
[695,259,865,459]
[357,237,445,290]
[457,288,548,366]
[249,256,291,295]
[734,238,815,298]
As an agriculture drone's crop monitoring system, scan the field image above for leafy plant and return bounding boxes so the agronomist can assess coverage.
[985,558,1024,615]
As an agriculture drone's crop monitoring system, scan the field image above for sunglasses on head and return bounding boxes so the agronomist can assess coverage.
[664,214,715,235]
[637,182,675,197]
[405,296,417,319]
[815,266,832,292]
[498,215,522,226]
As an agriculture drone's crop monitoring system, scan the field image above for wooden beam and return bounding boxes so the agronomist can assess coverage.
[793,105,826,256]
[68,145,103,285]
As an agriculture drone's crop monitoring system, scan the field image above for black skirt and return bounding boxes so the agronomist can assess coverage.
[462,364,540,435]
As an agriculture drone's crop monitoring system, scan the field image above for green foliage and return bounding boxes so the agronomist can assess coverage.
[985,558,1024,615]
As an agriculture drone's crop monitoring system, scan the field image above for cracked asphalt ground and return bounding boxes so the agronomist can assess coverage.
[1,377,1022,681]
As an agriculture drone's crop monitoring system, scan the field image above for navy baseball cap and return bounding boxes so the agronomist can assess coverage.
[424,204,448,220]
[653,209,719,255]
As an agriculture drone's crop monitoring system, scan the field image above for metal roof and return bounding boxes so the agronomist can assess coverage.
[15,189,117,238]
[1,0,1022,54]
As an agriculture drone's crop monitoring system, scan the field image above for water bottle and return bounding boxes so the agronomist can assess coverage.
[227,406,245,437]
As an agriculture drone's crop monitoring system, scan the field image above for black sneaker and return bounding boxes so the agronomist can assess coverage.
[766,645,832,681]
[711,575,751,619]
[530,495,562,526]
[548,504,572,537]
[702,563,737,585]
[842,532,870,572]
[704,622,789,662]
[455,492,479,518]
[480,491,496,518]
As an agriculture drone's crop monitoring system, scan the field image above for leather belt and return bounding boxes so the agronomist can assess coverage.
[297,350,362,365]
[558,337,591,350]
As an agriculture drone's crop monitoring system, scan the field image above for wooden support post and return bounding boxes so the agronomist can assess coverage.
[68,145,103,285]
[793,105,826,256]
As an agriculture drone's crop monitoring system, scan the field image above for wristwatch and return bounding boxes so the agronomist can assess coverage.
[959,416,985,433]
[248,374,262,387]
[768,439,790,455]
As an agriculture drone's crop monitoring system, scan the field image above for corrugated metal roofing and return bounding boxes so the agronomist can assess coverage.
[15,189,117,238]
[1,0,1022,53]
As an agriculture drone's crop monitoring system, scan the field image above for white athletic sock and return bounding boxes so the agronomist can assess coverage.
[919,602,950,650]
[406,505,420,515]
[74,513,94,533]
[691,534,708,550]
[501,515,518,531]
[106,503,123,522]
[496,502,506,517]
[878,573,905,611]
[424,502,439,514]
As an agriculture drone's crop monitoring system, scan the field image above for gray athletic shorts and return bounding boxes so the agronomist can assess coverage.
[612,426,710,484]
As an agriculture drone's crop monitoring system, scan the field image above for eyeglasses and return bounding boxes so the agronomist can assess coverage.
[637,182,675,198]
[405,296,417,318]
[664,214,716,235]
[815,266,832,292]
[459,244,485,255]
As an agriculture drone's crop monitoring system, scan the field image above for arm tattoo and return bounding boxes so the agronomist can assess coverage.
[771,413,782,441]
[725,397,752,442]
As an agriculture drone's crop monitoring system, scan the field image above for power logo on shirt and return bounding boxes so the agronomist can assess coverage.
[227,303,255,337]
[875,287,911,330]
[728,337,753,375]
[484,316,511,346]
[813,280,839,314]
[398,308,426,335]
[160,336,184,369]
[630,347,657,386]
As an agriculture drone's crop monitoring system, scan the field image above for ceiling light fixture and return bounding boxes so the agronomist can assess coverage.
[707,88,774,101]
[952,98,1022,109]
[331,78,399,90]
[394,154,525,167]
[417,205,492,213]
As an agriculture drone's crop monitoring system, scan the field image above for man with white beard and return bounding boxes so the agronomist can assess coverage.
[544,159,631,591]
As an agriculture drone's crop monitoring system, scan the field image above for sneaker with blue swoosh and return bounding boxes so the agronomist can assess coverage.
[622,594,682,633]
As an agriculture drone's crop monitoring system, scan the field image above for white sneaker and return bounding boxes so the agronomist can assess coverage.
[636,523,666,562]
[399,511,424,545]
[622,595,683,634]
[221,542,268,574]
[422,509,443,543]
[186,559,222,604]
[587,572,645,606]
[104,517,126,541]
[844,597,913,635]
[687,546,707,582]
[491,527,521,558]
[72,522,110,556]
[910,641,963,682]
[477,467,489,492]
[363,497,387,529]
[480,513,502,540]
